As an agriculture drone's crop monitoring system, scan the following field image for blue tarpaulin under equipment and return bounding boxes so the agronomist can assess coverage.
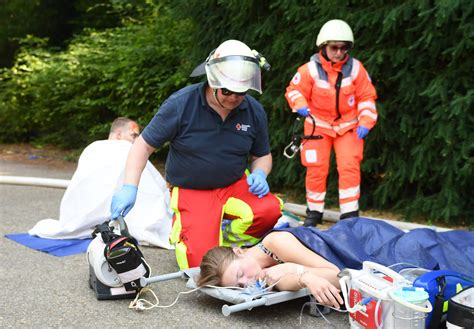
[5,233,92,257]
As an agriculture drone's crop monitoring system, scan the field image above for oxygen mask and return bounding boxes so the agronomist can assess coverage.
[242,277,268,295]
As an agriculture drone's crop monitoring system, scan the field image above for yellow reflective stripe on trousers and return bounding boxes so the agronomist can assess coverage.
[169,187,189,269]
[221,197,260,247]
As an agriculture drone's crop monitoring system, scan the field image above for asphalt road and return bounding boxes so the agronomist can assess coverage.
[0,159,349,328]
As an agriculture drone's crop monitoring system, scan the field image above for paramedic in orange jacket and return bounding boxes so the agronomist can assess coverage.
[285,19,377,226]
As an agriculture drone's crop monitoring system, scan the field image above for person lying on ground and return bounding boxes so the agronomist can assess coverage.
[198,229,344,309]
[197,217,474,309]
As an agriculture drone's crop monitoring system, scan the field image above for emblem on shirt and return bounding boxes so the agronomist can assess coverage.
[236,123,251,132]
[348,95,355,107]
[292,72,301,85]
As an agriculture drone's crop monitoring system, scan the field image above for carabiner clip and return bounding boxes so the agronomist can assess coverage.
[283,141,300,159]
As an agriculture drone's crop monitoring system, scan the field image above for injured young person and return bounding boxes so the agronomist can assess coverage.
[197,218,474,310]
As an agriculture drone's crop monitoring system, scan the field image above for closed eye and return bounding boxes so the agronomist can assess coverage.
[236,269,244,287]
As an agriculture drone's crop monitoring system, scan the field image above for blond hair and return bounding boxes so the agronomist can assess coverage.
[197,247,237,287]
[109,117,135,134]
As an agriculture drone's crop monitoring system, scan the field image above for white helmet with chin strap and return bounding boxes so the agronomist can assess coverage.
[316,19,354,48]
[204,40,262,94]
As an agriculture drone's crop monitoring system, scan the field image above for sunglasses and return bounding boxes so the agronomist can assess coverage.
[327,44,349,53]
[221,88,247,96]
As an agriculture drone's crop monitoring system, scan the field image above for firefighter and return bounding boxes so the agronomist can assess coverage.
[285,19,377,226]
[111,40,282,269]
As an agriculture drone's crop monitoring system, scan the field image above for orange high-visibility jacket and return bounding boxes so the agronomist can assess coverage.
[286,52,377,137]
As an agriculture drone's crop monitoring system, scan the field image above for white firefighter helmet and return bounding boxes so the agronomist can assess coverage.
[205,40,262,94]
[316,19,354,48]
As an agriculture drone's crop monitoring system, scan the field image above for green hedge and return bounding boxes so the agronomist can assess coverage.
[0,6,193,148]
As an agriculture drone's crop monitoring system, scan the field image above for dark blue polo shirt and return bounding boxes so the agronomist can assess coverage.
[141,82,271,189]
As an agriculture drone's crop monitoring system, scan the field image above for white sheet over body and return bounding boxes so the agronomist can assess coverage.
[29,140,173,249]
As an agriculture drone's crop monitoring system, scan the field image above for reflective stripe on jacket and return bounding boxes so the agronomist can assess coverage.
[285,52,377,137]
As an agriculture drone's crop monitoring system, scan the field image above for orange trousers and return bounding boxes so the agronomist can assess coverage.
[300,128,364,215]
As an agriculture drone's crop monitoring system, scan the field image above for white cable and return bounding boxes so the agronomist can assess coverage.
[299,299,348,327]
[129,281,265,312]
[374,298,383,329]
[142,257,152,277]
[299,301,333,327]
[129,286,201,310]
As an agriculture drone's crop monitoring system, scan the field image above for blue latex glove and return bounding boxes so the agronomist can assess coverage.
[296,106,310,117]
[246,169,270,198]
[110,184,138,219]
[356,126,369,139]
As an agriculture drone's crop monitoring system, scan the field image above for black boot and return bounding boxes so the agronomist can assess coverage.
[304,209,323,227]
[339,210,359,220]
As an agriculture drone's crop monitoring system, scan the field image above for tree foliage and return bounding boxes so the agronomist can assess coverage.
[0,0,152,68]
[0,3,193,147]
[0,0,76,67]
[0,0,472,223]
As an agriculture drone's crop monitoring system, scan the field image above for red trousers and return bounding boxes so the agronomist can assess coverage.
[301,129,364,214]
[169,175,282,269]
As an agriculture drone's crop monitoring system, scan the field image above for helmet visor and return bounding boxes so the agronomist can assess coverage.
[205,55,262,94]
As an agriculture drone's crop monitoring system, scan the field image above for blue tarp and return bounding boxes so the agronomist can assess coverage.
[275,218,474,275]
[5,233,92,257]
